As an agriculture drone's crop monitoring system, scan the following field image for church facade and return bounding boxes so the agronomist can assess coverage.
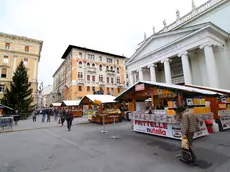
[126,0,230,89]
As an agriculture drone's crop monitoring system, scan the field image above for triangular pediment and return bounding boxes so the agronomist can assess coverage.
[127,23,209,65]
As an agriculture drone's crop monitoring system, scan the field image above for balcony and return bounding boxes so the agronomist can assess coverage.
[87,67,96,73]
[106,70,115,75]
[99,81,105,86]
[117,83,124,88]
[77,79,85,85]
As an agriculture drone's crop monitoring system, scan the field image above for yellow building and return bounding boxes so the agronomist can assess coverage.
[0,32,43,103]
[53,45,127,102]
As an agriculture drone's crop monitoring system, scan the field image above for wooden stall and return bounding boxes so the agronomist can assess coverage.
[61,100,83,117]
[115,81,221,140]
[79,95,122,124]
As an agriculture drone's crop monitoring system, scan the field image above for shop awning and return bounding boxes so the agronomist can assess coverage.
[51,103,62,107]
[79,95,116,105]
[115,81,222,101]
[186,84,230,95]
[61,100,81,106]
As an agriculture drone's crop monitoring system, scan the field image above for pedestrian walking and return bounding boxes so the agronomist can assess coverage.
[60,108,66,126]
[176,106,201,165]
[47,108,52,122]
[66,109,73,131]
[41,108,46,123]
[32,110,36,122]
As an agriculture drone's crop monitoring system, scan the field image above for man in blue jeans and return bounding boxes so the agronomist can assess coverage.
[41,108,46,123]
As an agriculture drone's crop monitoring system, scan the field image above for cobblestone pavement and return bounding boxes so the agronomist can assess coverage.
[0,121,230,172]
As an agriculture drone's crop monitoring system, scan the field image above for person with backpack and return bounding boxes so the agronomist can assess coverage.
[176,106,201,165]
[66,109,73,131]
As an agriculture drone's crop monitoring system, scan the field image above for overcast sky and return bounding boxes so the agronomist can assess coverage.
[0,0,207,86]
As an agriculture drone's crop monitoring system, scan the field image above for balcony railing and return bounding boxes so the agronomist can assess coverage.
[99,81,105,86]
[172,76,184,84]
[106,70,115,75]
[77,79,85,85]
[87,67,97,73]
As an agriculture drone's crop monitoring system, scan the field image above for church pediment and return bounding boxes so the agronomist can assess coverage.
[127,23,208,65]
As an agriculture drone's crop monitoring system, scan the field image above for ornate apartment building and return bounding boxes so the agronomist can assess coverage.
[52,45,127,102]
[0,32,43,103]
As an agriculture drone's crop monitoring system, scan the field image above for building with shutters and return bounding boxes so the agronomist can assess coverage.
[0,32,43,103]
[52,45,127,102]
[126,0,230,90]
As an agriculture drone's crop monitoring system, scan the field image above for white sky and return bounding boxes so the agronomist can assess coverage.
[0,0,207,86]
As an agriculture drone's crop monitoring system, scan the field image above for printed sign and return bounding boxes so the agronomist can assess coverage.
[135,84,145,92]
[133,120,208,139]
[220,116,230,130]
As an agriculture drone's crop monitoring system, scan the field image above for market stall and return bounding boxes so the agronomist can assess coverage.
[79,95,121,124]
[115,81,221,140]
[186,84,230,131]
[51,103,62,108]
[61,100,83,117]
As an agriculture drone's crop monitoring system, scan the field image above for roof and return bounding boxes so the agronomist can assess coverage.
[0,104,13,110]
[186,84,230,95]
[61,100,81,106]
[61,45,126,59]
[51,103,62,107]
[79,95,116,105]
[115,81,221,101]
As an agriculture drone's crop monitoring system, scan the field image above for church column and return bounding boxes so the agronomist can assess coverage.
[148,64,156,82]
[137,68,144,81]
[178,51,192,85]
[129,72,134,86]
[161,58,172,84]
[200,43,219,88]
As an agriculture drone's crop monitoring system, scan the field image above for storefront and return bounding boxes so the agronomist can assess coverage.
[115,81,220,139]
[79,95,122,124]
[61,100,83,117]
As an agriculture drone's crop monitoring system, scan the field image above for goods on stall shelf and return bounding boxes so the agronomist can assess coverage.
[85,110,98,120]
[103,108,121,114]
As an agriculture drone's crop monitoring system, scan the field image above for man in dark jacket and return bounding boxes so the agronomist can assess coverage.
[66,109,73,131]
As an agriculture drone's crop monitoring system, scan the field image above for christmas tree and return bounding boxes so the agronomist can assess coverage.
[3,61,35,114]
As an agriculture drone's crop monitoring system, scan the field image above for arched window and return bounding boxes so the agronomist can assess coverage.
[106,66,109,71]
[1,68,7,78]
[110,66,113,71]
[78,61,82,68]
[87,62,90,67]
[99,65,102,71]
[92,63,95,67]
[117,67,119,73]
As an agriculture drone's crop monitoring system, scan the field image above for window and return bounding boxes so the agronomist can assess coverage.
[1,68,7,78]
[79,52,82,57]
[78,86,82,91]
[79,61,82,68]
[111,78,114,84]
[0,85,4,93]
[99,65,102,71]
[87,62,90,67]
[126,74,128,79]
[107,88,110,93]
[23,58,28,65]
[117,77,120,84]
[99,56,102,61]
[88,54,95,60]
[106,66,109,71]
[5,43,10,49]
[117,60,119,65]
[3,56,9,63]
[99,75,103,82]
[87,86,90,91]
[25,46,29,52]
[92,63,95,68]
[92,76,95,81]
[106,58,112,63]
[87,75,90,81]
[92,86,95,92]
[117,67,119,73]
[78,72,83,79]
[118,88,120,93]
[110,66,113,71]
[111,88,114,93]
[107,77,109,83]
